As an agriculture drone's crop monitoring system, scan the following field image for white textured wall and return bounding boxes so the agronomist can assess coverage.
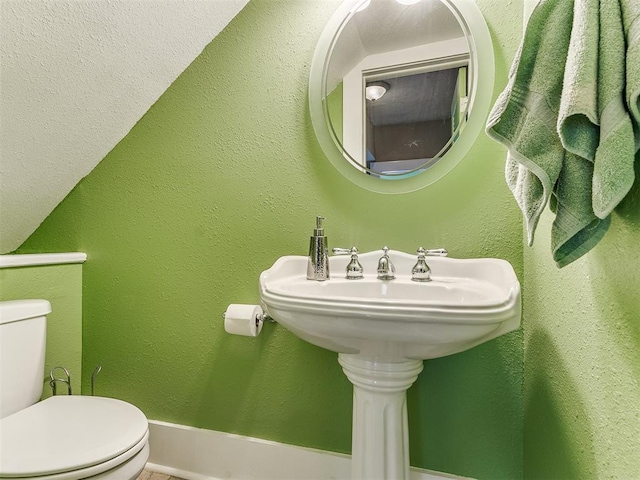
[524,0,539,25]
[0,0,250,253]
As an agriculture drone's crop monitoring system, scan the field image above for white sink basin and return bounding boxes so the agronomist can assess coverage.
[259,248,521,480]
[259,249,521,361]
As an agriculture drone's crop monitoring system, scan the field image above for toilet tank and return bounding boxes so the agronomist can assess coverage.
[0,299,50,419]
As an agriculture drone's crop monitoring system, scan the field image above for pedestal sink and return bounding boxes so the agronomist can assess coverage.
[259,249,521,480]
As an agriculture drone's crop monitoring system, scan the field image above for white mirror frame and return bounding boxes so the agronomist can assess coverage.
[309,0,495,194]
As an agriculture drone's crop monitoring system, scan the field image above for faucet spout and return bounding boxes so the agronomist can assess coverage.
[377,246,396,280]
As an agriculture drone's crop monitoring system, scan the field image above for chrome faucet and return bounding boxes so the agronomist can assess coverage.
[377,246,396,280]
[333,246,364,279]
[411,247,448,282]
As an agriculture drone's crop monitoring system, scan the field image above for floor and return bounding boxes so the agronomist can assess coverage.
[137,470,186,480]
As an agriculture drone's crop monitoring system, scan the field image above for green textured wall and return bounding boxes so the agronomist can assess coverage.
[523,177,640,478]
[0,264,83,397]
[18,0,523,478]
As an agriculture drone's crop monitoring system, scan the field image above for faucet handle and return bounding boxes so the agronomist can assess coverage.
[377,246,396,280]
[411,247,447,282]
[411,247,432,282]
[424,248,448,257]
[333,247,363,279]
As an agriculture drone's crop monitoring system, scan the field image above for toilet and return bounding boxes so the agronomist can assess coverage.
[0,299,150,479]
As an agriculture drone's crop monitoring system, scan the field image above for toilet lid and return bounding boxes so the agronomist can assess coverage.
[0,395,148,477]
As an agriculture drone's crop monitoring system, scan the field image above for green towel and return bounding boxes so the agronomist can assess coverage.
[486,0,609,267]
[557,0,599,160]
[620,0,640,147]
[557,0,636,219]
[550,153,610,267]
[591,0,636,218]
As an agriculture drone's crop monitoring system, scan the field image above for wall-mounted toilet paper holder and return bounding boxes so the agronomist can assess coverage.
[256,312,275,324]
[223,304,275,338]
[221,310,275,325]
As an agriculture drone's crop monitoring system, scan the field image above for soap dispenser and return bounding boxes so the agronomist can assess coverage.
[307,216,330,281]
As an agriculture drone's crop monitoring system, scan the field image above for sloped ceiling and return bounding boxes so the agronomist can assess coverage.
[326,0,463,90]
[0,0,250,253]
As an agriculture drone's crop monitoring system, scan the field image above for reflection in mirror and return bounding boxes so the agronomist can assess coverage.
[323,0,472,178]
[309,0,494,193]
[364,62,468,176]
[325,0,469,178]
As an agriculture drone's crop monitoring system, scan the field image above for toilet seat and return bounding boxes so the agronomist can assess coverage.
[3,432,150,480]
[0,396,149,479]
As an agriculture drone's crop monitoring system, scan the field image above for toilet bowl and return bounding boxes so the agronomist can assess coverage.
[0,300,150,480]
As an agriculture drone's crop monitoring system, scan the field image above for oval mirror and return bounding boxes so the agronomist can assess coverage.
[309,0,495,194]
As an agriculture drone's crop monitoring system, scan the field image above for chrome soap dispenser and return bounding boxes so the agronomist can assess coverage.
[307,216,330,281]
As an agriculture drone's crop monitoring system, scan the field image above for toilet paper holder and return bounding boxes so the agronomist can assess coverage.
[91,365,102,396]
[221,310,275,326]
[49,366,72,396]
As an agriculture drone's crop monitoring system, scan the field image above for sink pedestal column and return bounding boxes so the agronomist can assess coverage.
[338,354,424,480]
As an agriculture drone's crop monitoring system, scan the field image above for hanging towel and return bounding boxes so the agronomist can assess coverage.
[590,0,636,218]
[620,0,640,147]
[557,0,636,219]
[551,0,613,268]
[551,153,610,267]
[557,0,600,160]
[486,0,609,267]
[486,0,572,246]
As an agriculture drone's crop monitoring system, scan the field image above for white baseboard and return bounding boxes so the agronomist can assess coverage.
[146,420,472,480]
